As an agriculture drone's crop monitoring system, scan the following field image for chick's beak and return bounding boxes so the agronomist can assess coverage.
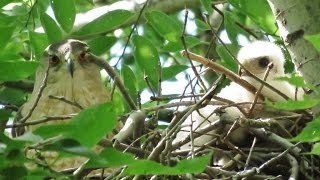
[239,67,247,77]
[66,56,75,78]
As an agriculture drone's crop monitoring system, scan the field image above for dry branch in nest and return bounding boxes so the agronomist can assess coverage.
[73,50,316,179]
[162,50,315,179]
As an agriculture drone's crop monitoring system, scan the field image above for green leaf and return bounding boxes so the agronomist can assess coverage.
[0,13,16,27]
[310,143,320,155]
[0,41,24,60]
[0,0,11,8]
[0,61,38,81]
[275,76,308,88]
[73,10,134,36]
[267,96,319,111]
[43,138,101,161]
[87,36,117,55]
[86,148,135,168]
[14,132,43,143]
[40,13,63,43]
[26,169,52,180]
[162,65,188,81]
[200,0,213,14]
[33,124,70,139]
[305,34,320,52]
[145,11,182,42]
[216,44,239,73]
[124,153,212,176]
[291,116,320,142]
[0,25,16,49]
[195,19,210,31]
[162,36,202,52]
[132,35,160,90]
[64,102,117,147]
[224,11,240,44]
[229,0,277,34]
[0,133,27,167]
[0,109,11,121]
[121,64,137,107]
[0,88,26,105]
[0,166,27,179]
[29,32,49,60]
[87,148,212,175]
[50,0,76,33]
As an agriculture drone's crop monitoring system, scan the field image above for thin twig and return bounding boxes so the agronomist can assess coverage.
[148,82,222,161]
[114,0,149,67]
[181,9,208,92]
[7,115,74,128]
[86,53,137,110]
[248,63,273,117]
[182,51,261,99]
[244,137,257,170]
[235,22,259,39]
[204,3,225,57]
[19,65,50,123]
[48,95,83,110]
[144,74,156,97]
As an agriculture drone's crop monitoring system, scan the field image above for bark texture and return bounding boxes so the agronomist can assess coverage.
[267,0,320,116]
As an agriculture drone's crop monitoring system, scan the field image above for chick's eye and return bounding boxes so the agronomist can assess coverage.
[258,57,270,68]
[49,55,60,66]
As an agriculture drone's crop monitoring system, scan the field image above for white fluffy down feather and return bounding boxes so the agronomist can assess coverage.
[174,41,303,151]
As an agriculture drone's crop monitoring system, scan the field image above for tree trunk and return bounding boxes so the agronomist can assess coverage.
[267,0,320,116]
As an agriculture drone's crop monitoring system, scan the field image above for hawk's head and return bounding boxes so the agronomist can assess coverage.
[238,41,285,79]
[14,39,110,135]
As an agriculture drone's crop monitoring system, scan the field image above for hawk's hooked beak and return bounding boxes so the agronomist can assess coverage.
[66,56,75,78]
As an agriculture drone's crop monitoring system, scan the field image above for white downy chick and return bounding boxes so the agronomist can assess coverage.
[174,41,303,150]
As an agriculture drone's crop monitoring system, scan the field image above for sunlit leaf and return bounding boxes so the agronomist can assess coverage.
[64,102,117,147]
[310,143,320,155]
[87,36,117,55]
[73,10,134,36]
[162,65,188,81]
[132,34,160,90]
[267,96,319,110]
[121,64,137,108]
[305,34,320,53]
[200,0,213,14]
[40,13,63,43]
[224,11,240,44]
[162,36,202,52]
[145,11,182,42]
[51,0,76,33]
[291,116,320,142]
[216,44,239,73]
[229,0,277,33]
[195,19,210,31]
[29,32,49,60]
[276,76,309,88]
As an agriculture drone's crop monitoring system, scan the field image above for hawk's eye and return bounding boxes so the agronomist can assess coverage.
[258,57,270,68]
[78,49,90,63]
[49,55,60,66]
